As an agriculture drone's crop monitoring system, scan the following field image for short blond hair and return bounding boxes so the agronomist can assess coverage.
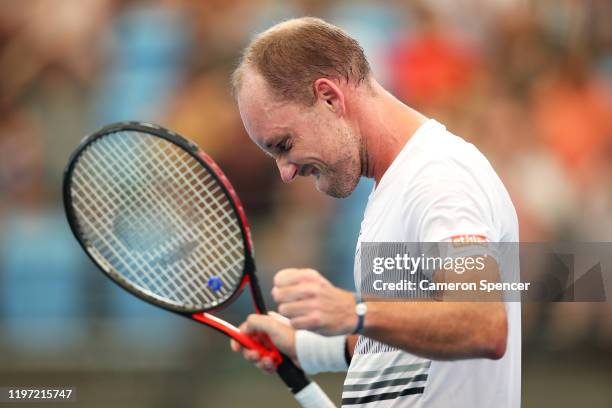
[232,17,371,104]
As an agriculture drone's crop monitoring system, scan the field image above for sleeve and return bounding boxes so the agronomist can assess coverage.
[407,162,498,243]
[403,160,504,284]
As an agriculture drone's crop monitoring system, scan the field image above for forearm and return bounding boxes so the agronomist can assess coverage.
[361,301,507,361]
[271,267,507,362]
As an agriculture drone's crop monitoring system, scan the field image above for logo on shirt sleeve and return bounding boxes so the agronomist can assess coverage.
[449,234,488,247]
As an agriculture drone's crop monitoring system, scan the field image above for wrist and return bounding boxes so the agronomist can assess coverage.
[352,294,368,335]
[295,330,349,374]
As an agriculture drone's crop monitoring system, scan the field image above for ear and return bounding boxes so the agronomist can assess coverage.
[313,78,346,116]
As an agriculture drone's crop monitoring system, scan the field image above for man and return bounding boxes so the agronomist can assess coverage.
[230,17,520,407]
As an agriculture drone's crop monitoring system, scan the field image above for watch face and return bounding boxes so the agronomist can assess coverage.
[356,302,368,315]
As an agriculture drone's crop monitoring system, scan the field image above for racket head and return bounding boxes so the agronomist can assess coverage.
[63,121,256,314]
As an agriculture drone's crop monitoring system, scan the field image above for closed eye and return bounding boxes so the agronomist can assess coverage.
[275,137,291,153]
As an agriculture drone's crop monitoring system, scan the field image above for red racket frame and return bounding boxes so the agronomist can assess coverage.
[63,121,309,393]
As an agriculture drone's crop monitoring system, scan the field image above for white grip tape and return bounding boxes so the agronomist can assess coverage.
[294,382,336,408]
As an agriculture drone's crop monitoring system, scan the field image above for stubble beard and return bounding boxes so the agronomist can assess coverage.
[318,128,361,199]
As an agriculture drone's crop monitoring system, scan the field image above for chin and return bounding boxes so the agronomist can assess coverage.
[316,176,355,199]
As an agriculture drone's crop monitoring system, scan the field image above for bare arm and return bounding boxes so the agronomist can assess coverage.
[359,255,508,360]
[271,255,508,361]
[230,257,507,374]
[361,300,506,360]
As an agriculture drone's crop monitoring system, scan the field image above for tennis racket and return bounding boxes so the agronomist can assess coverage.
[63,121,335,408]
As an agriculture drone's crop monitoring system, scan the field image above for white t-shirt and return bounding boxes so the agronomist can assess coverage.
[343,119,521,407]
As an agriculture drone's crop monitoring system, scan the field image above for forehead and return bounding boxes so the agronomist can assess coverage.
[236,71,301,144]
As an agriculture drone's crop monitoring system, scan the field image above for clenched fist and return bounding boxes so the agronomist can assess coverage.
[272,268,357,336]
[230,268,357,374]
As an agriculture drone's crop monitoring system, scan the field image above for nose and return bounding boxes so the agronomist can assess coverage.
[276,159,298,183]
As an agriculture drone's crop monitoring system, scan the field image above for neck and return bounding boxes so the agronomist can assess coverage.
[355,81,428,184]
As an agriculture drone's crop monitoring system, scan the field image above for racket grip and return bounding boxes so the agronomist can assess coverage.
[245,335,337,407]
[248,339,336,407]
[251,333,335,406]
[275,352,310,393]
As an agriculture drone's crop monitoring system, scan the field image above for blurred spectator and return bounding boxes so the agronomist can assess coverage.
[531,53,612,187]
[327,2,403,86]
[388,4,482,113]
[0,0,114,110]
[92,1,191,125]
[0,110,44,208]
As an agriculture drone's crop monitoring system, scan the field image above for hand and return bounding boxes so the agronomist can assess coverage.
[230,312,298,374]
[272,268,357,336]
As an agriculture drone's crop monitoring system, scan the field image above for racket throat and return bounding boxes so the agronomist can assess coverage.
[191,312,282,366]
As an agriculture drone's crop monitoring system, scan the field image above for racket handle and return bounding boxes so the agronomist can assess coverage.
[294,382,337,408]
[250,331,335,406]
[248,334,336,408]
[275,352,310,393]
[247,335,336,407]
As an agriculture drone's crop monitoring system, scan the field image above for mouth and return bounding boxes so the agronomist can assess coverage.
[299,165,320,177]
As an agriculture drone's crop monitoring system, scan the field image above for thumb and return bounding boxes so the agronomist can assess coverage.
[244,313,298,365]
[268,311,291,325]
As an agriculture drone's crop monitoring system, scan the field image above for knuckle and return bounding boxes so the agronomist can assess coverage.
[305,268,319,277]
[303,284,316,298]
[309,298,321,311]
[309,269,325,282]
[274,269,294,285]
[308,284,322,299]
[278,303,292,316]
[310,312,322,329]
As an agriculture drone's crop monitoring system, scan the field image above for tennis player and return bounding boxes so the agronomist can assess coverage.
[230,17,520,407]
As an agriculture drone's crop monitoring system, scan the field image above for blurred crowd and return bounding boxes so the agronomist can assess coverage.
[0,0,611,369]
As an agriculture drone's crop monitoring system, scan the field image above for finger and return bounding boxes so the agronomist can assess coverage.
[278,299,312,318]
[256,357,276,373]
[272,283,317,303]
[255,363,273,374]
[244,314,279,335]
[273,268,321,287]
[231,320,249,352]
[243,348,260,362]
[230,338,242,352]
[268,311,291,325]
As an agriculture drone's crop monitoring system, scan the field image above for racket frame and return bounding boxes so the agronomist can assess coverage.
[63,121,310,393]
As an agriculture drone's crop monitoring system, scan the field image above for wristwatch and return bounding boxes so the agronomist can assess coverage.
[353,295,368,334]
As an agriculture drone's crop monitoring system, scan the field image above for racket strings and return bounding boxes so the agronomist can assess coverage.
[70,131,246,311]
[80,134,241,306]
[110,135,239,294]
[76,151,201,297]
[73,153,206,306]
